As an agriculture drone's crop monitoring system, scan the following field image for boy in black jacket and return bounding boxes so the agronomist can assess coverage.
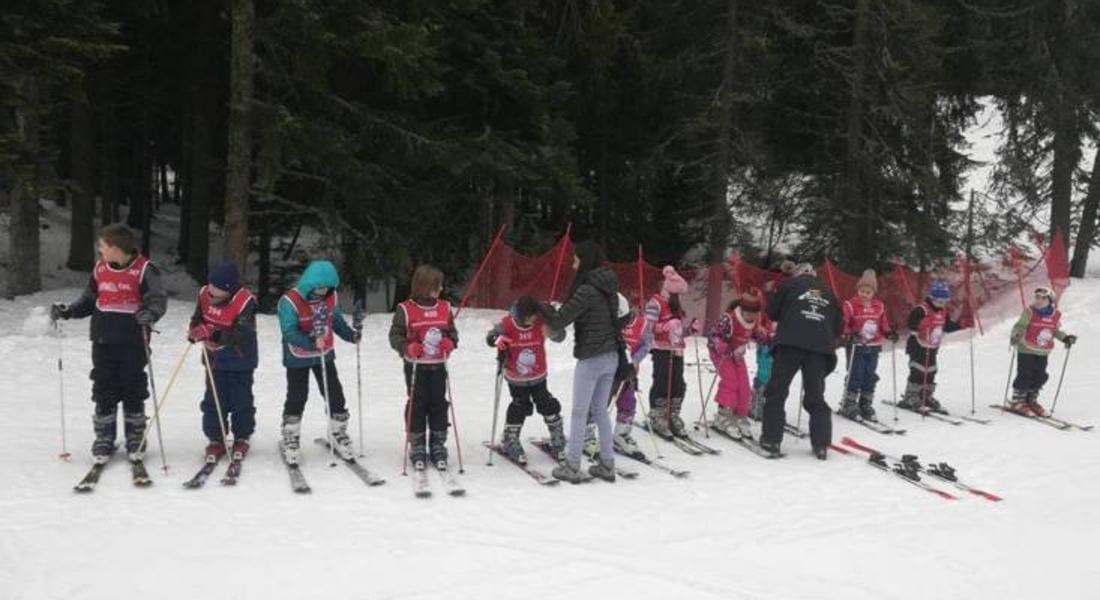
[51,224,167,463]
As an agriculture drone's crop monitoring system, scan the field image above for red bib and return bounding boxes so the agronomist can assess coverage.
[284,288,337,358]
[199,286,255,352]
[93,256,149,314]
[401,299,453,364]
[622,313,647,356]
[915,302,947,349]
[501,315,548,382]
[844,297,888,346]
[1024,308,1061,351]
[650,293,684,351]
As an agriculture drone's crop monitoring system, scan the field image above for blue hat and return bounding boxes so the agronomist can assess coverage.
[929,279,951,301]
[208,263,241,292]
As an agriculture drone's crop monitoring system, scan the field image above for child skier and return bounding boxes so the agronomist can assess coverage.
[646,266,699,439]
[388,265,459,470]
[486,296,566,464]
[1008,287,1077,416]
[50,223,167,463]
[277,260,360,464]
[187,263,258,463]
[896,279,965,413]
[838,269,898,421]
[708,289,770,439]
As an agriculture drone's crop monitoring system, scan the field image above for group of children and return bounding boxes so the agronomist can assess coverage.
[49,223,1080,478]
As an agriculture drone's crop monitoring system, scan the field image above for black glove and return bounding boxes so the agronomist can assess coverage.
[50,303,70,322]
[1063,334,1077,347]
[134,310,157,326]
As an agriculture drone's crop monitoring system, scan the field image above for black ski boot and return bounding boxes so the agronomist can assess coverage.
[838,391,861,420]
[408,432,428,468]
[858,393,878,422]
[429,430,449,470]
[123,410,147,461]
[813,445,828,461]
[91,410,117,464]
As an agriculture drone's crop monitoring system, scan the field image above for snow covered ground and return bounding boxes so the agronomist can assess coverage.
[1,280,1099,600]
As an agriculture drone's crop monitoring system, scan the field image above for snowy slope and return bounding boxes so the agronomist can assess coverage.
[1,282,1098,600]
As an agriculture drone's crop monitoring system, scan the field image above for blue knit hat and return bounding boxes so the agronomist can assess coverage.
[929,279,951,301]
[208,263,241,293]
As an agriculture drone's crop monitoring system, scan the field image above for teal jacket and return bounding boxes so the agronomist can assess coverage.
[277,261,356,368]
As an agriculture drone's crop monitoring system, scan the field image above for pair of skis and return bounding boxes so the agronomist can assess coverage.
[73,454,153,493]
[987,404,1093,431]
[882,400,991,426]
[277,439,388,494]
[183,452,246,489]
[635,421,722,457]
[832,436,1002,502]
[835,412,907,435]
[531,438,639,480]
[411,462,465,498]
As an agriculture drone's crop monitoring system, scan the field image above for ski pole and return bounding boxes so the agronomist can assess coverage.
[840,336,858,405]
[200,345,232,456]
[445,376,466,474]
[141,328,169,473]
[665,350,675,432]
[1001,346,1015,407]
[1048,346,1072,416]
[312,306,337,467]
[693,336,710,437]
[135,343,193,463]
[353,300,365,457]
[401,360,419,476]
[694,364,719,430]
[53,320,71,460]
[968,326,976,415]
[634,384,663,459]
[795,381,804,437]
[487,353,505,465]
[890,339,898,423]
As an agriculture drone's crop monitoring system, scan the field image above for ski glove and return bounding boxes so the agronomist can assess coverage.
[494,335,513,352]
[406,342,424,359]
[438,337,456,356]
[50,303,70,321]
[188,323,215,343]
[1063,334,1077,347]
[134,309,157,326]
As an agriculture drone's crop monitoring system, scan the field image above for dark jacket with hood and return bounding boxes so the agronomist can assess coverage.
[543,266,621,360]
[766,273,843,356]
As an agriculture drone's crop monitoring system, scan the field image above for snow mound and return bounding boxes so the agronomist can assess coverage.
[20,306,54,337]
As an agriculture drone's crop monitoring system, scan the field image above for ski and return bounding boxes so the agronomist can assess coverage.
[483,442,561,486]
[279,444,311,493]
[433,465,466,496]
[220,458,244,486]
[182,456,223,489]
[1043,415,1093,431]
[412,464,432,498]
[707,425,784,458]
[831,444,957,500]
[836,412,907,435]
[678,433,722,455]
[634,421,705,456]
[313,439,386,486]
[784,422,810,438]
[840,437,1002,502]
[988,404,1077,430]
[614,447,691,478]
[130,459,153,487]
[958,414,992,425]
[73,460,110,493]
[883,400,964,425]
[536,438,640,480]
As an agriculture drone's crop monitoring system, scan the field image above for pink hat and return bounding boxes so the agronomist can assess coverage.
[662,266,688,295]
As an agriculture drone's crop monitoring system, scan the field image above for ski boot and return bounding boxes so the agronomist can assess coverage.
[714,405,739,438]
[648,399,674,439]
[669,397,688,437]
[408,431,428,470]
[1007,389,1031,415]
[921,383,944,413]
[544,414,567,461]
[552,459,592,484]
[204,439,228,464]
[734,415,754,439]
[812,445,828,461]
[499,424,527,465]
[588,458,616,483]
[896,381,923,411]
[838,390,861,420]
[91,411,118,464]
[429,430,449,470]
[280,415,303,465]
[582,423,599,459]
[613,420,640,456]
[758,438,782,458]
[1025,390,1047,417]
[231,438,250,461]
[858,392,878,422]
[329,412,356,460]
[123,411,147,461]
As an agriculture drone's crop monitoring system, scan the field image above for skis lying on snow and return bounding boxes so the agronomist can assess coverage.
[279,443,311,493]
[314,438,386,486]
[74,456,113,493]
[840,437,1002,502]
[410,461,465,498]
[483,442,560,486]
[829,443,957,500]
[835,412,907,435]
[881,400,990,426]
[530,438,639,480]
[614,447,691,478]
[706,424,784,458]
[988,405,1092,431]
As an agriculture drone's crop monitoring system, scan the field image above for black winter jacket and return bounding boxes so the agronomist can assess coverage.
[765,274,843,355]
[542,267,621,360]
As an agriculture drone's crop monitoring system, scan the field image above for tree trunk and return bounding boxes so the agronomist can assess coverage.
[178,101,192,262]
[705,0,739,327]
[187,98,214,281]
[67,92,96,271]
[7,79,42,297]
[258,221,272,306]
[223,0,255,276]
[1069,147,1100,277]
[1049,91,1078,245]
[95,68,120,226]
[844,0,870,268]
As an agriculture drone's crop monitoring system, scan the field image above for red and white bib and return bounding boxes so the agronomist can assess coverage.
[284,288,337,358]
[844,296,888,346]
[400,299,453,364]
[501,315,548,382]
[1024,308,1061,351]
[622,313,647,357]
[198,286,255,352]
[650,294,684,351]
[93,256,149,314]
[914,302,946,349]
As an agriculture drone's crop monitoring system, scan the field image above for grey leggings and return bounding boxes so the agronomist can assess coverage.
[566,351,618,466]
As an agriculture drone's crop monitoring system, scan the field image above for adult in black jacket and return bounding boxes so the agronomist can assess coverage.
[761,264,843,458]
[541,241,621,483]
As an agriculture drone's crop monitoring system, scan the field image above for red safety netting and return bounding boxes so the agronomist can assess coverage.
[458,225,1070,335]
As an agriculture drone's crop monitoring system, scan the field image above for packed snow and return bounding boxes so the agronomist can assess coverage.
[1,277,1098,600]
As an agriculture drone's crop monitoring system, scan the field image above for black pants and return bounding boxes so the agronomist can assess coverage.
[404,363,449,434]
[906,338,939,385]
[762,346,832,449]
[1013,353,1049,393]
[650,350,686,403]
[90,342,148,416]
[505,380,561,425]
[201,370,256,440]
[283,359,347,418]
